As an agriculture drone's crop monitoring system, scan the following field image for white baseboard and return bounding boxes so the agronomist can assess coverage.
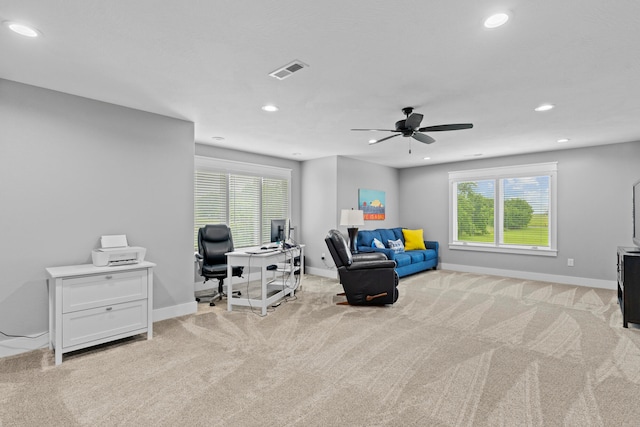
[0,301,198,359]
[152,300,198,322]
[440,263,616,290]
[305,266,337,279]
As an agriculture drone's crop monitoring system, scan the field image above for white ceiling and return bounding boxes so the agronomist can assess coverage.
[2,1,640,168]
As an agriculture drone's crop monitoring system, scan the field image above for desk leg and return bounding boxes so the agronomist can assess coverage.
[298,247,304,291]
[227,263,233,312]
[261,265,268,316]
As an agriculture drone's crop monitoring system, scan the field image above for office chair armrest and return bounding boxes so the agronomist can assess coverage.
[194,252,204,276]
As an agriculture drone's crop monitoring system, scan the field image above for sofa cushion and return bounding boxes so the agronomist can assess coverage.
[358,230,381,248]
[407,251,426,263]
[378,229,397,245]
[391,227,404,242]
[422,249,437,262]
[388,239,405,253]
[393,253,412,267]
[402,228,427,250]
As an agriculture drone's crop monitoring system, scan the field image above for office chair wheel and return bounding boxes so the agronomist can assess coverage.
[195,297,201,302]
[209,301,215,306]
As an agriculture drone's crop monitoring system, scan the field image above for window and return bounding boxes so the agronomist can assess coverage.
[449,162,557,256]
[194,156,291,249]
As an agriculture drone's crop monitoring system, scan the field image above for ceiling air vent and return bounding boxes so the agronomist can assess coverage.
[269,60,309,80]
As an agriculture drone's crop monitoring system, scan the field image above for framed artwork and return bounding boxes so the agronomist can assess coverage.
[358,188,385,220]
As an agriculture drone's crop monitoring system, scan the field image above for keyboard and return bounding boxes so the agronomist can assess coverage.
[261,243,280,250]
[246,248,279,254]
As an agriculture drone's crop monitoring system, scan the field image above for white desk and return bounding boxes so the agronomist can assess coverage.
[226,245,304,315]
[46,261,155,365]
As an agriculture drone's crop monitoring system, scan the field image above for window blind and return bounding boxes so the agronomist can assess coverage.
[229,174,261,248]
[194,156,291,250]
[261,177,290,243]
[194,170,227,248]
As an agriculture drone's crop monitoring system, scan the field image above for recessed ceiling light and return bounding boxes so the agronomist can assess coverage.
[423,157,431,160]
[557,138,570,143]
[4,21,40,37]
[211,136,225,141]
[534,104,555,112]
[261,104,279,112]
[484,12,510,29]
[368,139,377,144]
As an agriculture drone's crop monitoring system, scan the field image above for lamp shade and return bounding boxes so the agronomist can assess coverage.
[340,209,365,227]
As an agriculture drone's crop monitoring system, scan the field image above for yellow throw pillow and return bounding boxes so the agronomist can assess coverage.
[402,228,426,251]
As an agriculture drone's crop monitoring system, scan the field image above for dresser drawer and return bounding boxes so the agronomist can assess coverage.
[62,300,148,348]
[62,270,147,313]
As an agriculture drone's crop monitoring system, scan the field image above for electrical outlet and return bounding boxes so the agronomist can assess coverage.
[321,252,325,260]
[567,258,574,267]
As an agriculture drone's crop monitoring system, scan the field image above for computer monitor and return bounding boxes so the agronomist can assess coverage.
[270,219,287,243]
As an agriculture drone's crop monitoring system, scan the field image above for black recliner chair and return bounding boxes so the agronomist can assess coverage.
[324,229,399,305]
[195,224,243,306]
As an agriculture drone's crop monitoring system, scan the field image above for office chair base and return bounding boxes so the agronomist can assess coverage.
[195,290,242,307]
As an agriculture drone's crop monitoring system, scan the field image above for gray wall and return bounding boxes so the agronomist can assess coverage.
[301,156,338,272]
[0,79,195,346]
[399,141,640,283]
[302,155,400,273]
[337,156,400,229]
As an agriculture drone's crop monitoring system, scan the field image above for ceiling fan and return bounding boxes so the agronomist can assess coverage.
[352,107,473,150]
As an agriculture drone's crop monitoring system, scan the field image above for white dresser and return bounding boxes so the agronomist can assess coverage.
[46,261,155,365]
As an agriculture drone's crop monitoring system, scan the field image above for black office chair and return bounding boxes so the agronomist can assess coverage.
[195,224,243,306]
[324,229,399,305]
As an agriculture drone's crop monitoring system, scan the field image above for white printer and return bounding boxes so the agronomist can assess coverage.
[91,235,146,267]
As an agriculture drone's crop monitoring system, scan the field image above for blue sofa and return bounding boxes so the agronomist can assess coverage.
[357,227,439,278]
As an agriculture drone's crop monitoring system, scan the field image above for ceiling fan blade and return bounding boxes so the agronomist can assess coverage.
[369,134,401,145]
[412,132,436,144]
[405,113,424,130]
[418,123,473,132]
[351,128,398,132]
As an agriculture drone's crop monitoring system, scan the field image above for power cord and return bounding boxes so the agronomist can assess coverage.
[280,246,302,303]
[321,256,336,270]
[243,253,276,317]
[232,245,303,317]
[0,330,47,339]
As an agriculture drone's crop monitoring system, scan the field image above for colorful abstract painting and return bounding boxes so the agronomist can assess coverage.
[359,188,385,220]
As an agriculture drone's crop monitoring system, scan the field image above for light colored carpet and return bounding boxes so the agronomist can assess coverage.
[2,270,640,426]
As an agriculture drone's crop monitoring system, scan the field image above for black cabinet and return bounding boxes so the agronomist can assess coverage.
[617,246,640,328]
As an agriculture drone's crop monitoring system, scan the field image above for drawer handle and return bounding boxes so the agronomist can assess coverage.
[106,307,113,311]
[105,275,113,279]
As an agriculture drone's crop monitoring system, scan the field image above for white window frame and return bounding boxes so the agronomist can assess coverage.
[194,156,291,248]
[448,162,557,256]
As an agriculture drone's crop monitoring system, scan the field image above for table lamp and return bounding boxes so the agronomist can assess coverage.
[340,208,365,253]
